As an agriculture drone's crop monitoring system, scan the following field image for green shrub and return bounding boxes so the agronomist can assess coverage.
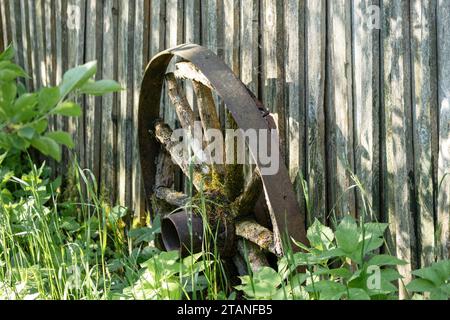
[236,216,405,300]
[0,44,120,170]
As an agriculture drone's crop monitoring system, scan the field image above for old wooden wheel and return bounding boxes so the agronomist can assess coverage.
[138,44,307,273]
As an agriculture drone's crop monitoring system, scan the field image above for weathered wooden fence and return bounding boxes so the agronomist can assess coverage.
[1,0,449,274]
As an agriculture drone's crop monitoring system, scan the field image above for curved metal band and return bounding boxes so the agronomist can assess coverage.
[138,44,307,248]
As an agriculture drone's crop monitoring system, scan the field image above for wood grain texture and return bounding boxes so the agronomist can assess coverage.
[305,0,327,224]
[326,0,356,222]
[133,0,147,222]
[382,0,416,298]
[101,0,117,203]
[284,0,305,200]
[0,0,6,51]
[117,0,133,207]
[352,0,381,222]
[410,0,438,267]
[437,0,450,260]
[84,0,103,184]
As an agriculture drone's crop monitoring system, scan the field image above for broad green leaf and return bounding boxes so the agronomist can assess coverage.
[51,101,82,117]
[422,260,450,284]
[412,261,450,287]
[347,288,370,300]
[0,61,28,80]
[61,217,81,232]
[307,219,334,250]
[236,267,283,300]
[59,61,97,98]
[39,87,61,111]
[32,119,48,134]
[430,287,450,300]
[306,280,347,300]
[109,206,128,224]
[254,267,282,287]
[9,135,30,150]
[0,44,14,61]
[364,222,389,238]
[45,131,74,148]
[0,82,17,109]
[13,93,38,122]
[368,255,406,267]
[31,136,61,161]
[407,279,436,292]
[335,215,360,254]
[79,79,122,96]
[314,267,352,279]
[17,127,36,140]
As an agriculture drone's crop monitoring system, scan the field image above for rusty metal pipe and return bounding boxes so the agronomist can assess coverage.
[161,211,204,256]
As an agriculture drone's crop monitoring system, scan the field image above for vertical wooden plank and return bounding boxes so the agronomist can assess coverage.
[285,0,307,218]
[201,0,223,123]
[54,0,67,176]
[28,1,39,91]
[117,0,133,207]
[326,0,356,221]
[260,0,287,253]
[262,0,286,156]
[352,0,381,222]
[240,0,258,93]
[164,0,183,128]
[382,0,416,298]
[0,0,8,50]
[55,0,63,85]
[240,0,259,182]
[132,0,147,221]
[35,0,46,88]
[202,0,219,54]
[150,0,166,122]
[85,0,103,185]
[44,0,55,86]
[223,0,240,76]
[67,0,86,169]
[184,0,200,108]
[42,0,57,173]
[437,0,450,260]
[101,0,118,203]
[410,0,438,266]
[19,0,32,87]
[0,1,3,52]
[150,0,165,58]
[305,0,327,224]
[9,1,24,69]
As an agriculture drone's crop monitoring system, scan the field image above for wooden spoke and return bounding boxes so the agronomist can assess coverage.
[192,80,222,135]
[192,80,225,182]
[235,239,270,273]
[236,219,278,256]
[155,187,189,208]
[224,111,245,202]
[175,61,214,89]
[154,120,211,190]
[165,72,196,130]
[232,168,263,217]
[155,151,175,189]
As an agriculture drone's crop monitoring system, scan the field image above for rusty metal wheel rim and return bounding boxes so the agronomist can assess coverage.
[138,44,307,253]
